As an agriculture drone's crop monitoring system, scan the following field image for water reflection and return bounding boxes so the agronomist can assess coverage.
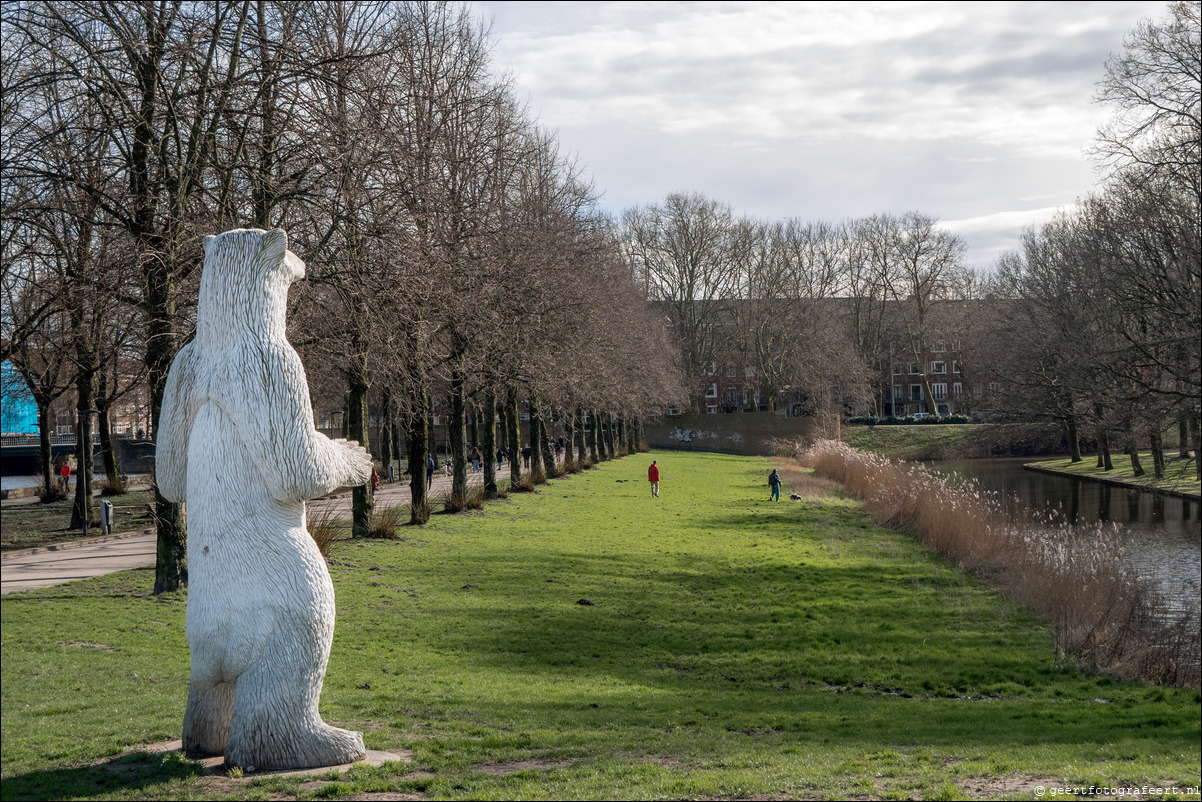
[925,457,1201,616]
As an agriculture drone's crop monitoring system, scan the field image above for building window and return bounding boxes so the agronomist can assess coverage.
[726,365,736,377]
[951,360,961,374]
[726,388,738,404]
[892,362,902,375]
[932,383,947,400]
[907,363,921,375]
[910,384,923,401]
[952,382,963,396]
[745,366,756,378]
[707,362,717,376]
[706,383,718,399]
[892,386,905,400]
[930,361,946,374]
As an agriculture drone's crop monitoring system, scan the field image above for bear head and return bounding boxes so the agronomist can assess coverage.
[196,228,306,344]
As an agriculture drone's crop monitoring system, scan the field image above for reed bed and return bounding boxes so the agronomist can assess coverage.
[800,439,1200,687]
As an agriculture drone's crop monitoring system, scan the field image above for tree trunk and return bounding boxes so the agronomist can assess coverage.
[529,396,546,483]
[148,273,187,593]
[588,408,600,464]
[37,401,54,497]
[70,380,96,531]
[379,387,393,478]
[1066,418,1081,463]
[1099,429,1113,471]
[1126,439,1145,477]
[1149,428,1165,479]
[468,401,479,454]
[448,370,468,508]
[348,368,373,536]
[96,364,121,483]
[539,410,557,479]
[482,389,498,498]
[506,387,522,486]
[407,391,430,524]
[97,406,119,485]
[575,405,588,466]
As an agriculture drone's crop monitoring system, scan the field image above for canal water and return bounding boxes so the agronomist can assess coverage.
[925,457,1200,615]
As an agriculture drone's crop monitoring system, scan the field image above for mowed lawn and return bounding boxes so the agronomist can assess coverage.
[1,451,1198,801]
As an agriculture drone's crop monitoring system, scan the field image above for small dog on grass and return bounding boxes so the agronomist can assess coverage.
[790,493,802,501]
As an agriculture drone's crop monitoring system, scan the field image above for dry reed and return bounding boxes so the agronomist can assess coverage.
[798,439,1200,687]
[99,476,128,496]
[365,505,405,538]
[306,508,347,560]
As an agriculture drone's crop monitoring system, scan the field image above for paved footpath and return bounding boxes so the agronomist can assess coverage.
[1,470,488,594]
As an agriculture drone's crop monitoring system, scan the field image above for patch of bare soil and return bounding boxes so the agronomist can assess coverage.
[471,757,576,775]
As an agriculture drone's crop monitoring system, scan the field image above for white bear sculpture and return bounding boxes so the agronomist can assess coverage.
[156,228,372,771]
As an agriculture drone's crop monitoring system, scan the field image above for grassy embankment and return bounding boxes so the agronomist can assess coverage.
[841,424,982,460]
[2,451,1199,801]
[840,423,1068,461]
[1029,455,1201,499]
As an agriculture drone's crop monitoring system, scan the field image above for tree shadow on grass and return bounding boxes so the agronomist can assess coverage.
[0,749,206,801]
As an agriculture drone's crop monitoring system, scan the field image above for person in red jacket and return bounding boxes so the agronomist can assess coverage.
[648,459,660,497]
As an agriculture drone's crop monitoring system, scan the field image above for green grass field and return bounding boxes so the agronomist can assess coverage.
[1,490,158,551]
[2,451,1199,801]
[1029,454,1201,498]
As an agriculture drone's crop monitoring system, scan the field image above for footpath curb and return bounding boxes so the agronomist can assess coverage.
[1023,463,1201,502]
[0,528,154,562]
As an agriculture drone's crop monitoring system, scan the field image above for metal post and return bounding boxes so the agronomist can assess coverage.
[101,500,113,535]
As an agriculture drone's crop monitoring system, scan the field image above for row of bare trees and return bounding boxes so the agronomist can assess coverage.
[991,1,1200,479]
[621,193,975,419]
[2,1,684,592]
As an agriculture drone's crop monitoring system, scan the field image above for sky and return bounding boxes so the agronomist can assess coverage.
[470,0,1171,271]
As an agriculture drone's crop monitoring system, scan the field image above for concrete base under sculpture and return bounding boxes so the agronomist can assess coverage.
[157,229,374,770]
[139,739,410,777]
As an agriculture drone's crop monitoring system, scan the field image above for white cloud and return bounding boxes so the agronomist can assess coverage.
[474,0,1170,266]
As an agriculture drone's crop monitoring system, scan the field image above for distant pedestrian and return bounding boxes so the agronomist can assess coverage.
[497,446,506,466]
[521,443,532,469]
[58,461,71,492]
[471,446,482,472]
[769,469,781,501]
[427,455,435,489]
[648,459,660,497]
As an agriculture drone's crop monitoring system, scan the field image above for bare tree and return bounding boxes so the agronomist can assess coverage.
[623,192,736,412]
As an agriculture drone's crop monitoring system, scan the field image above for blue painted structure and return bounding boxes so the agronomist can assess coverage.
[1,361,39,434]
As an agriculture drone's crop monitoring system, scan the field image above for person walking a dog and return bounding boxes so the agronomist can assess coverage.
[769,468,781,501]
[648,459,660,497]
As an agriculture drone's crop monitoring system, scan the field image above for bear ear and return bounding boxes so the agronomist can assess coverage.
[261,228,288,263]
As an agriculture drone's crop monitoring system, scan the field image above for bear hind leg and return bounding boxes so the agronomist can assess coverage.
[222,660,364,771]
[182,681,234,758]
